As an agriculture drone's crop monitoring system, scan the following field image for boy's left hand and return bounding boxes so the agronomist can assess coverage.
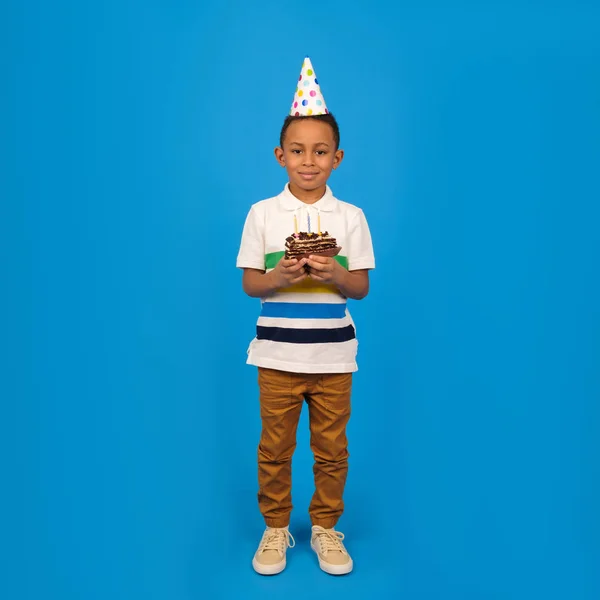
[305,255,344,285]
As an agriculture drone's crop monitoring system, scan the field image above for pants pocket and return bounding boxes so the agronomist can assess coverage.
[321,373,352,413]
[258,367,294,408]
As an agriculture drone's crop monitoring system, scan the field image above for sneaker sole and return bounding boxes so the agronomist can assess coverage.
[252,556,286,576]
[310,542,353,575]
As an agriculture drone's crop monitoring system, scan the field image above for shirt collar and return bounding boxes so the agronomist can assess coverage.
[278,183,337,212]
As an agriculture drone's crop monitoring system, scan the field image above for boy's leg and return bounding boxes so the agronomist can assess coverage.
[306,373,352,529]
[257,367,305,528]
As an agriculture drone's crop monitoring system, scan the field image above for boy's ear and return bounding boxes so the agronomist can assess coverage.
[274,147,285,167]
[333,148,344,169]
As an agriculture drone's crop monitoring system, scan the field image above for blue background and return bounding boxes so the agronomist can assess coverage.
[2,1,599,599]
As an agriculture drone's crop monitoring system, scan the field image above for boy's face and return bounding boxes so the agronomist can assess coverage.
[274,119,344,198]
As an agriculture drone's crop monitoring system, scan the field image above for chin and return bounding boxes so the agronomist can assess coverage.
[295,180,325,191]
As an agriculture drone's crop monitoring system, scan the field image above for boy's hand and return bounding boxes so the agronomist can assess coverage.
[271,257,308,289]
[305,255,344,285]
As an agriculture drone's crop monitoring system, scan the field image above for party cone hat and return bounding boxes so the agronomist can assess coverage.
[290,56,329,116]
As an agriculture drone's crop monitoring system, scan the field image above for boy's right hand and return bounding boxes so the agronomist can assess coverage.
[270,257,308,289]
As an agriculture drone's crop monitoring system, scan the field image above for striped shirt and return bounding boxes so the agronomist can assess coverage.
[236,184,375,374]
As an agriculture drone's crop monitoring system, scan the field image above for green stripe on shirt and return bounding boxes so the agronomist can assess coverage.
[265,251,348,270]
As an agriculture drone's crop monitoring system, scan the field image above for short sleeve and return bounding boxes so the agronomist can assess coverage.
[236,206,265,270]
[346,209,375,271]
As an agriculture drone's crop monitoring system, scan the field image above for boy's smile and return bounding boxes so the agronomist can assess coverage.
[274,119,344,203]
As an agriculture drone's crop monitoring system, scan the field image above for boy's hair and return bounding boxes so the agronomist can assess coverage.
[279,113,340,150]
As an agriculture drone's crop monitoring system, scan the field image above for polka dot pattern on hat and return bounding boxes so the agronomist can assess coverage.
[288,56,329,117]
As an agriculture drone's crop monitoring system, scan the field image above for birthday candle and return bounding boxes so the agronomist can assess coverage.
[294,214,298,234]
[318,214,321,235]
[307,213,311,233]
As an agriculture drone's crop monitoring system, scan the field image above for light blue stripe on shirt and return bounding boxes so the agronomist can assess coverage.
[260,302,347,319]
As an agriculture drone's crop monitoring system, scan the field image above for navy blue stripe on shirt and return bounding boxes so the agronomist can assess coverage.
[260,302,347,319]
[256,325,356,344]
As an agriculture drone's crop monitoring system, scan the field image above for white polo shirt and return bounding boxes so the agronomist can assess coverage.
[236,184,375,374]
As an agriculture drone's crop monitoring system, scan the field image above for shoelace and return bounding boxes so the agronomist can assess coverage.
[258,528,296,556]
[312,526,347,555]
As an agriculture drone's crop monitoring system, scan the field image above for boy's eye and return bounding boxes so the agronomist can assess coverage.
[291,149,302,154]
[316,150,327,155]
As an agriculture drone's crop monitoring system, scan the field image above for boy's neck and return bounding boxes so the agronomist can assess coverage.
[288,182,327,204]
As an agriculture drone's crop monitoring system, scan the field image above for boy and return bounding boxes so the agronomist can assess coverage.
[236,57,375,576]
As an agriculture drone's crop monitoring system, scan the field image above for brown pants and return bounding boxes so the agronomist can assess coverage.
[257,367,352,529]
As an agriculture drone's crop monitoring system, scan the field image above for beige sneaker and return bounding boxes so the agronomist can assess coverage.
[252,527,295,575]
[311,525,353,575]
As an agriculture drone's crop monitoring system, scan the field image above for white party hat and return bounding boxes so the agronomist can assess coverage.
[289,56,329,117]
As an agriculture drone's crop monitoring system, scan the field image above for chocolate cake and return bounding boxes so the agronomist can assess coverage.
[284,231,341,261]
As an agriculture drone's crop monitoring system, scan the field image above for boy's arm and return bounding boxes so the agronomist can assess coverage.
[237,206,274,297]
[305,256,370,299]
[336,268,370,300]
[242,268,277,298]
[242,258,308,298]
